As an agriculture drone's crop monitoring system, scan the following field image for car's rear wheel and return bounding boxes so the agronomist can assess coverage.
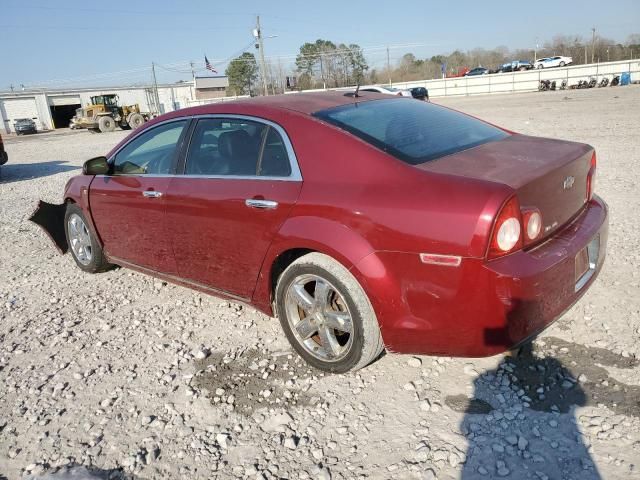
[559,61,566,67]
[64,203,111,273]
[275,253,384,373]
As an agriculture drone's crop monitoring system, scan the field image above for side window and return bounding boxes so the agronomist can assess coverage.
[113,120,187,175]
[185,118,267,176]
[258,127,291,177]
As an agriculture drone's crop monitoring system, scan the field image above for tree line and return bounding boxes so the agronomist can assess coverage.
[225,33,640,95]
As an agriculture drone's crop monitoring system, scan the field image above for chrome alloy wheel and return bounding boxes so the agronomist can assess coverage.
[285,274,354,362]
[67,213,93,265]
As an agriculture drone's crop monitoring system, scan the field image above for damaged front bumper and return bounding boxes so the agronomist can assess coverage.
[29,200,68,253]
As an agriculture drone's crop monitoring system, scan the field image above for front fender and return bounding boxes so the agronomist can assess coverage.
[251,216,376,315]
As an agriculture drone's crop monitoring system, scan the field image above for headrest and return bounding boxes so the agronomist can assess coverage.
[218,129,252,160]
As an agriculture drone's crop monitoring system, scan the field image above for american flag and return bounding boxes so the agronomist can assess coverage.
[205,56,217,74]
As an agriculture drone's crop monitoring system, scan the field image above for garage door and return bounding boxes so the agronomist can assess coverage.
[1,97,39,133]
[49,95,81,106]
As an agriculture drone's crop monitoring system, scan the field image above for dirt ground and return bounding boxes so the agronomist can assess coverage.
[1,86,639,480]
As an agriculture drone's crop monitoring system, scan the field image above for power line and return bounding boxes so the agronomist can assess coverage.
[18,42,428,88]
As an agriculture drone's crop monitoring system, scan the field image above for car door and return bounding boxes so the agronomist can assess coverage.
[89,119,189,274]
[165,116,302,299]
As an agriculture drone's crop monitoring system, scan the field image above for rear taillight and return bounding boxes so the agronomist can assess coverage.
[586,151,596,201]
[522,208,542,244]
[488,196,523,259]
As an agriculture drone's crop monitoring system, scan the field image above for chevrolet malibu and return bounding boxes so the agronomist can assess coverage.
[31,91,608,373]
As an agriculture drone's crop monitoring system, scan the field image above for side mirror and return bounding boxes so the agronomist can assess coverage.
[83,156,110,175]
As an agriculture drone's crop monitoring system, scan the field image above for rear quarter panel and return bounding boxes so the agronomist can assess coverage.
[251,110,511,314]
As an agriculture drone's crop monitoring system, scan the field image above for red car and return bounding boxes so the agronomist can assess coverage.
[32,92,607,373]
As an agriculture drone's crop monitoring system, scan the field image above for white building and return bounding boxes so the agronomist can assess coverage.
[0,76,230,134]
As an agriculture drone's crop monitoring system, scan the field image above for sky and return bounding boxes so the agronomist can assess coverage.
[1,0,638,89]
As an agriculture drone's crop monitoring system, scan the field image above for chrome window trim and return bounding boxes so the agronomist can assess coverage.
[106,114,303,182]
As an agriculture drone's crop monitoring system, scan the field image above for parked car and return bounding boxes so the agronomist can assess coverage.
[534,56,573,69]
[465,67,490,76]
[445,67,470,78]
[358,85,412,97]
[497,60,534,73]
[0,133,8,171]
[409,87,429,101]
[31,92,607,373]
[14,118,37,135]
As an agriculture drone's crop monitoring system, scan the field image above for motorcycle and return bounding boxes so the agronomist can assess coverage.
[611,75,620,86]
[559,79,568,90]
[538,80,557,91]
[598,77,610,87]
[587,77,597,88]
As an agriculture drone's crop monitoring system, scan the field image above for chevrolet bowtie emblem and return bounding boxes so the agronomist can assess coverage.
[563,176,575,190]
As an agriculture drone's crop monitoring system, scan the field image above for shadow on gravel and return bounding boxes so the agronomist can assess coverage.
[193,349,322,415]
[450,337,640,480]
[0,160,78,183]
[24,464,137,479]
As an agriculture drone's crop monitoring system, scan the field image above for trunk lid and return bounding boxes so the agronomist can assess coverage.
[418,134,593,240]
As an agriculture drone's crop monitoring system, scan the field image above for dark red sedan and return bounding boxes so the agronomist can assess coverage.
[32,92,607,372]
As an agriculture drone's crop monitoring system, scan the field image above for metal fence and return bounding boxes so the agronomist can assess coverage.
[389,59,640,98]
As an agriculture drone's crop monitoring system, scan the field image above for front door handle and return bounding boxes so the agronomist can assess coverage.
[245,199,278,209]
[142,190,163,198]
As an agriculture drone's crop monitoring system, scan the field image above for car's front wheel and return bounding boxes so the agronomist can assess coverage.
[275,253,384,373]
[64,203,111,273]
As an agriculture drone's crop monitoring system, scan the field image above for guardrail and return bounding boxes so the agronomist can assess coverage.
[390,59,640,98]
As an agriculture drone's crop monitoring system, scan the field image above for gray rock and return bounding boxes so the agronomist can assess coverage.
[260,412,293,432]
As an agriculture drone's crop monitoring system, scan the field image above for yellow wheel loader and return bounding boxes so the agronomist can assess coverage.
[73,94,150,133]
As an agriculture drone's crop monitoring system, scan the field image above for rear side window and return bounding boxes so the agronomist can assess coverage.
[184,118,291,177]
[185,118,266,176]
[314,98,508,165]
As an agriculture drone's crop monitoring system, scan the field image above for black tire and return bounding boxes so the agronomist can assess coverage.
[537,64,543,69]
[275,253,384,373]
[128,113,145,130]
[98,116,116,133]
[559,61,565,67]
[64,203,112,273]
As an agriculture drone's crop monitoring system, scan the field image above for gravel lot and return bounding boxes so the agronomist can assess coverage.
[1,86,639,480]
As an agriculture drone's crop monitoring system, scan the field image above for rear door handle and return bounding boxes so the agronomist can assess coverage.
[245,199,278,209]
[142,191,163,198]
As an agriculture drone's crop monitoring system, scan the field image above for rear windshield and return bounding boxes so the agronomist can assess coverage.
[314,98,508,164]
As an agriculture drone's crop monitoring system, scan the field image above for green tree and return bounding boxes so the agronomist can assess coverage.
[347,43,368,84]
[225,52,258,96]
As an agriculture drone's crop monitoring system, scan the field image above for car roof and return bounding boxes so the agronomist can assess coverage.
[171,91,384,117]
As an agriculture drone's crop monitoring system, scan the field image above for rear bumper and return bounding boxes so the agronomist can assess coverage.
[354,195,608,357]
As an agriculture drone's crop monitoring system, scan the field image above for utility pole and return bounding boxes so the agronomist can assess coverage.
[591,27,596,63]
[254,15,269,96]
[319,53,326,89]
[584,45,588,64]
[151,62,161,114]
[189,61,196,103]
[387,46,391,86]
[278,58,285,94]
